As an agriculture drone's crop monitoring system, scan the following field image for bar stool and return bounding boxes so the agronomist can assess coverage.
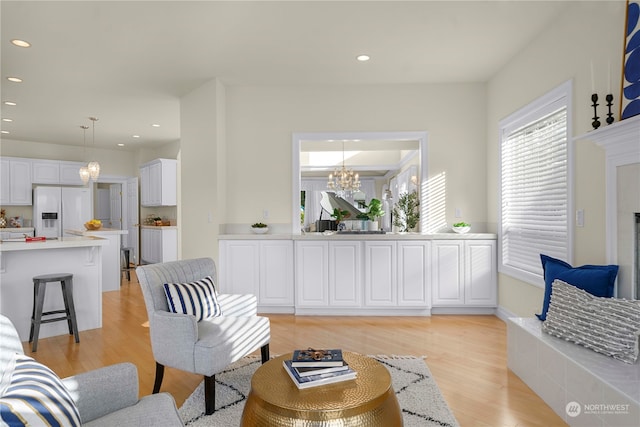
[29,273,79,352]
[121,247,134,281]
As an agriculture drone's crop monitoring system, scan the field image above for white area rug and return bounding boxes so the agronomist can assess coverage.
[179,355,459,427]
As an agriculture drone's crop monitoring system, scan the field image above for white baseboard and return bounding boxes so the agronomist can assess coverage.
[495,305,517,323]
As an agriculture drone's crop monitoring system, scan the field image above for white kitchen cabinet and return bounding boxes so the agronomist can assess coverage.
[140,164,150,206]
[432,239,496,309]
[219,240,259,295]
[295,241,329,308]
[219,239,294,312]
[329,241,361,307]
[464,240,497,306]
[364,241,396,307]
[32,159,85,185]
[140,227,177,264]
[0,158,32,205]
[140,158,177,207]
[431,240,464,305]
[32,159,60,184]
[296,240,362,309]
[397,241,430,306]
[59,161,85,185]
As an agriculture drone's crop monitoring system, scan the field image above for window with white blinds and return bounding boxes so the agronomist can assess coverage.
[499,81,572,286]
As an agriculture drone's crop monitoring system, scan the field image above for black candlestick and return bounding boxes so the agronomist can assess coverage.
[591,93,601,129]
[606,94,614,125]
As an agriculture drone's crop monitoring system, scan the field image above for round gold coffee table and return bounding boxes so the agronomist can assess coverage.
[240,351,403,426]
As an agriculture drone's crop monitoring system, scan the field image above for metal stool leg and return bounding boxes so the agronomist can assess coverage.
[61,278,80,343]
[30,282,46,352]
[29,282,37,343]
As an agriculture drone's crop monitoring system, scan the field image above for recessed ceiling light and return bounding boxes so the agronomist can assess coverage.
[11,39,31,48]
[151,124,160,128]
[356,54,370,62]
[132,135,140,138]
[2,118,13,122]
[117,143,125,147]
[7,77,22,83]
[1,130,9,134]
[3,101,17,106]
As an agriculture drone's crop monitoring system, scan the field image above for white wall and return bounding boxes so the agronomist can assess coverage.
[180,79,226,261]
[223,83,487,230]
[486,1,625,316]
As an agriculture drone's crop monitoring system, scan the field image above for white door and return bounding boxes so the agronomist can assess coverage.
[126,177,139,264]
[96,188,110,221]
[109,184,122,229]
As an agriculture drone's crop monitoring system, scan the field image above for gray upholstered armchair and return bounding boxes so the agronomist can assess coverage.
[0,314,184,426]
[135,257,270,415]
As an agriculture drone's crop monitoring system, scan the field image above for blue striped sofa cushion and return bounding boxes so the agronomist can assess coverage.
[163,276,221,321]
[0,353,81,427]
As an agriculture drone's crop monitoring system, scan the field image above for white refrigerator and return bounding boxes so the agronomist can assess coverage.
[33,186,93,238]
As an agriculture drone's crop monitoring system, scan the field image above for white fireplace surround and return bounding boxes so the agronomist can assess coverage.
[575,114,640,299]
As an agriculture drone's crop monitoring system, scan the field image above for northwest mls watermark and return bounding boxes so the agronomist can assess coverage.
[566,401,630,417]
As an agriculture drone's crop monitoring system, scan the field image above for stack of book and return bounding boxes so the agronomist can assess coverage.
[282,348,357,389]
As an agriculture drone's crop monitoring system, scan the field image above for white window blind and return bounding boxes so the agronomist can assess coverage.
[499,81,572,285]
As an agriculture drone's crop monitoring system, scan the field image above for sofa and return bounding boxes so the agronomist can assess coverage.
[0,314,184,426]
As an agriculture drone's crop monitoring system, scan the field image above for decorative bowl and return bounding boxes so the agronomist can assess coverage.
[452,226,470,234]
[251,227,268,234]
[85,222,102,230]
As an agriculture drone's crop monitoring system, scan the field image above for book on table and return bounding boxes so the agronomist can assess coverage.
[294,364,350,377]
[291,348,344,367]
[283,359,357,389]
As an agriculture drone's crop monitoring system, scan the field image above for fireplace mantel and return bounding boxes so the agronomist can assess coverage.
[574,114,640,298]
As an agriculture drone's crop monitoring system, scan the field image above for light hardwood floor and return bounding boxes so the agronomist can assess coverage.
[22,273,567,426]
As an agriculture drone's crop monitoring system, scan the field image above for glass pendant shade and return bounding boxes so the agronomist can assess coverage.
[79,166,90,184]
[87,161,100,181]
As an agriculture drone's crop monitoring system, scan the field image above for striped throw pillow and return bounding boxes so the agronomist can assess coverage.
[164,276,221,321]
[0,353,81,427]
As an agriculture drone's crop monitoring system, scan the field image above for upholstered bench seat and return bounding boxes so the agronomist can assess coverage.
[507,317,640,426]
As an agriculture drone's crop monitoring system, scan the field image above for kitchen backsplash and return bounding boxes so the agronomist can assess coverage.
[0,206,33,227]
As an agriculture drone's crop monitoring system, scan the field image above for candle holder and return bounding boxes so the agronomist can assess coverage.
[591,93,601,129]
[606,94,614,125]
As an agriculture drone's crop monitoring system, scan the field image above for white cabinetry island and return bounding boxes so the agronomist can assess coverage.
[66,228,128,292]
[219,232,496,316]
[0,237,106,341]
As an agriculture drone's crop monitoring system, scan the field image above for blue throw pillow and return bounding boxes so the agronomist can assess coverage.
[164,276,221,321]
[536,254,619,321]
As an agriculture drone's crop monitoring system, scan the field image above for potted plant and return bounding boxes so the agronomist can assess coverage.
[251,222,269,234]
[330,208,350,230]
[392,191,420,232]
[366,198,385,231]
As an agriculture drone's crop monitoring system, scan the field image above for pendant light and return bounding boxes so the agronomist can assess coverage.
[87,117,100,181]
[327,141,361,197]
[79,125,90,184]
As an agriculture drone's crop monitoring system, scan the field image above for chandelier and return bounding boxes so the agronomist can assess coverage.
[327,142,361,196]
[79,125,90,184]
[87,117,100,181]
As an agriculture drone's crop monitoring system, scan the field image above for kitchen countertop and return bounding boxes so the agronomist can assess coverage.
[0,236,108,252]
[0,227,34,233]
[140,225,178,229]
[66,228,129,236]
